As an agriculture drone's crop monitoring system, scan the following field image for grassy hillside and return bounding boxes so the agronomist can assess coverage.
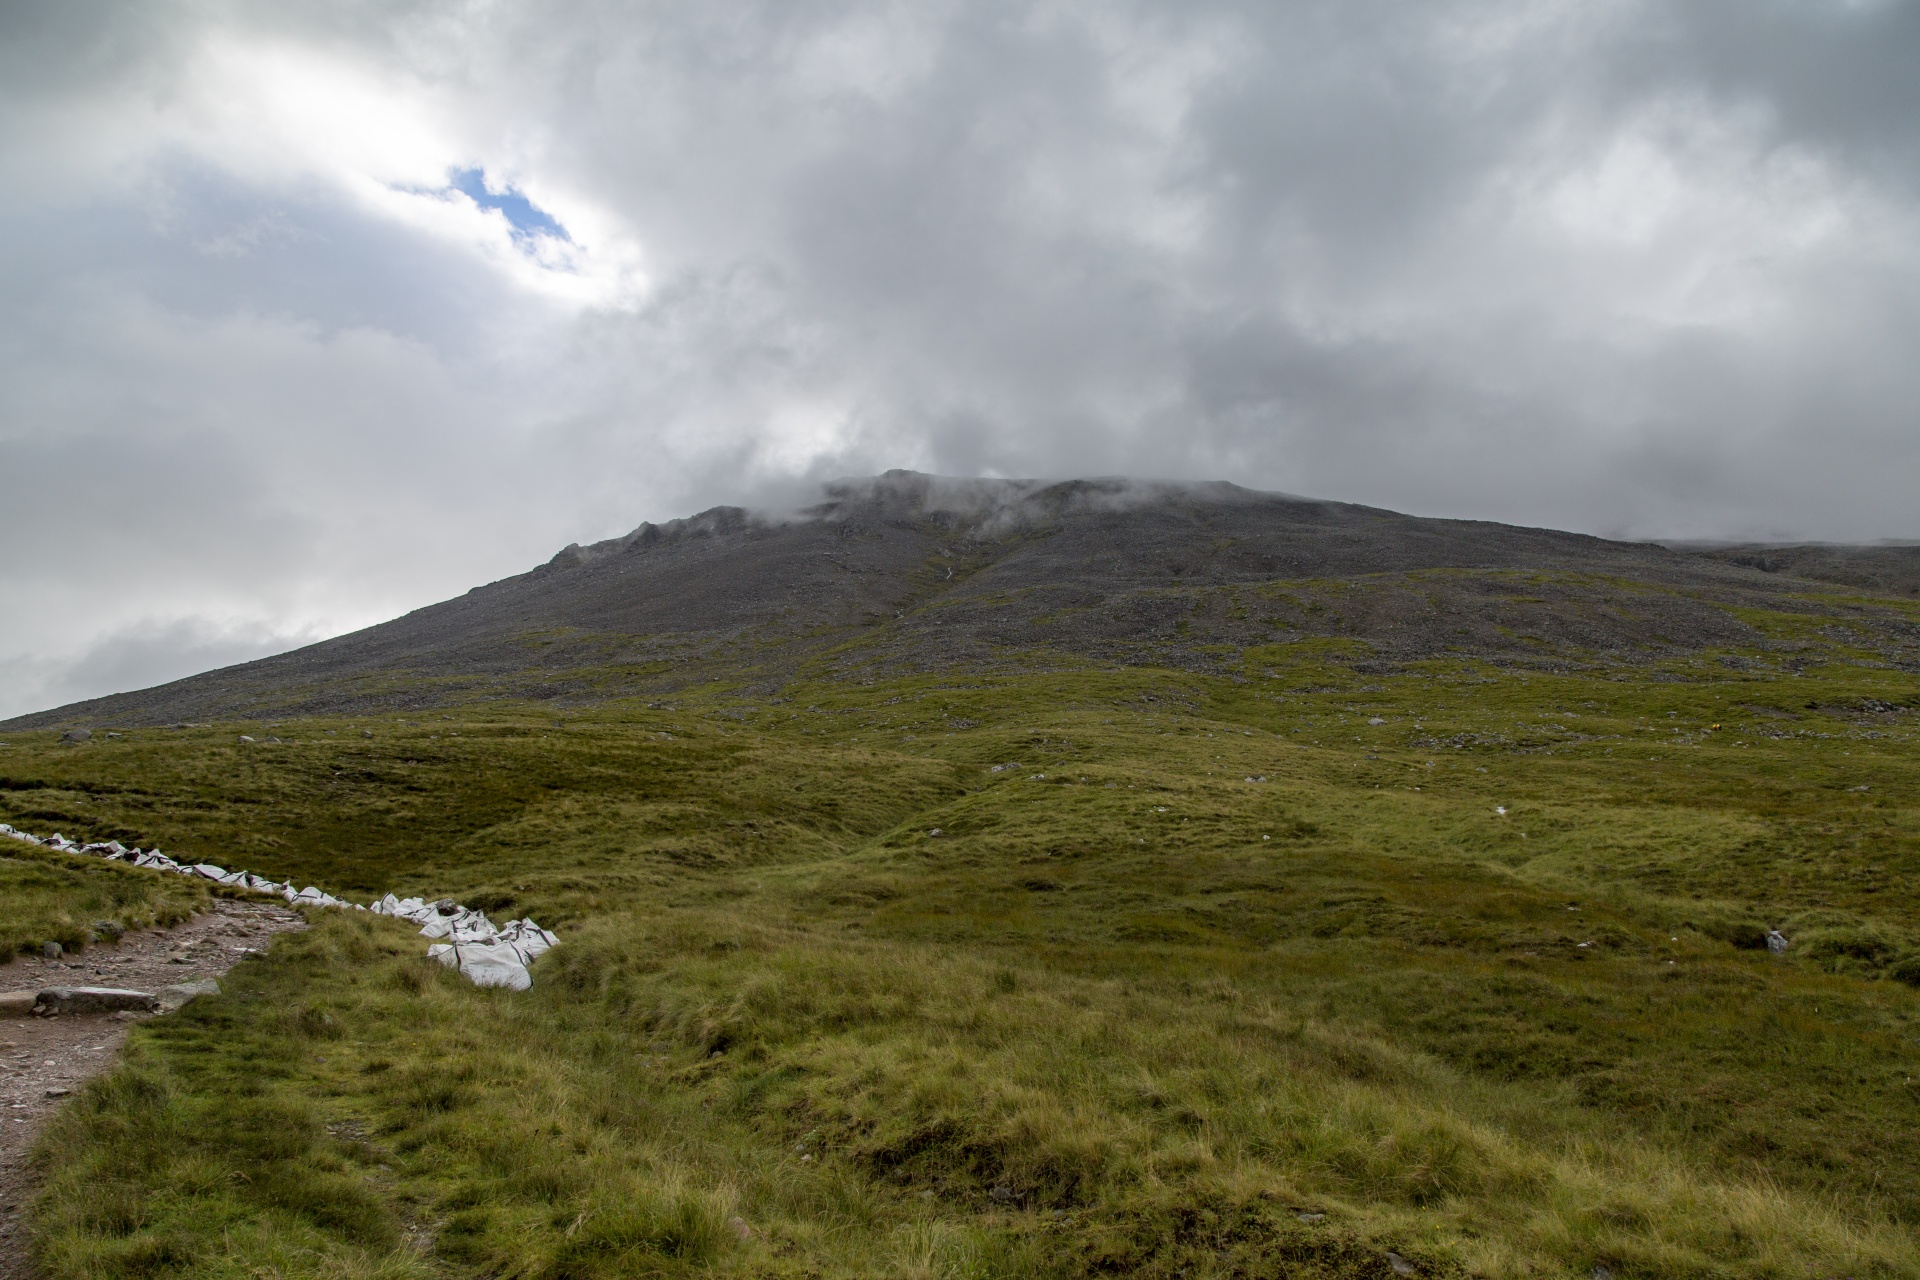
[5,584,1919,1278]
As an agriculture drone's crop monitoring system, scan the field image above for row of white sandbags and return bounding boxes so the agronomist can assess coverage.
[1,823,555,991]
[370,893,557,990]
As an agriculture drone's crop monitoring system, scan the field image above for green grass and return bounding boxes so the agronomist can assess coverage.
[5,594,1920,1278]
[0,841,210,959]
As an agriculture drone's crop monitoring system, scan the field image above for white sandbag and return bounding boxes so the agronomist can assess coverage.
[447,910,499,943]
[500,920,558,957]
[427,939,533,989]
[192,863,229,880]
[451,941,532,991]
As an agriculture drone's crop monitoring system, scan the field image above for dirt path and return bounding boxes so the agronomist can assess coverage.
[0,899,307,1280]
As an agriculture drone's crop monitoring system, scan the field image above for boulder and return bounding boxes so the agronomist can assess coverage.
[157,979,221,1011]
[60,728,92,743]
[36,987,159,1015]
[0,990,37,1017]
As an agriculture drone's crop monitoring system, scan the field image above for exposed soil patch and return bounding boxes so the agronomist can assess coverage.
[0,898,305,1279]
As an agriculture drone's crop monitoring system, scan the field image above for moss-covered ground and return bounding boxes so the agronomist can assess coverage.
[3,593,1918,1278]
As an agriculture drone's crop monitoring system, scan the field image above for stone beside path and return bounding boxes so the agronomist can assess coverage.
[0,898,306,1280]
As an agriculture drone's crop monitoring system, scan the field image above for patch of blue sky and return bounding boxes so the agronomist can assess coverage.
[448,168,570,244]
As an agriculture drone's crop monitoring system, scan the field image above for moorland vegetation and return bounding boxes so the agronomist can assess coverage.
[3,478,1918,1279]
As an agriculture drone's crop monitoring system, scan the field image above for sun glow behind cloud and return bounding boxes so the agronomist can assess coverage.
[163,36,648,308]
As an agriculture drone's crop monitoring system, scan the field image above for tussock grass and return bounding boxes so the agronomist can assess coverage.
[5,593,1919,1276]
[0,843,209,958]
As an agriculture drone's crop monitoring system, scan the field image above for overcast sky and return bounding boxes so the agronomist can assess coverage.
[2,0,1916,717]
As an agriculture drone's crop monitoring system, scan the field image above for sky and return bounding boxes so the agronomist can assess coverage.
[2,0,1917,718]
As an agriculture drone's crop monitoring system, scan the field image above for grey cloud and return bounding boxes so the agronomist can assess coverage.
[1668,0,1920,176]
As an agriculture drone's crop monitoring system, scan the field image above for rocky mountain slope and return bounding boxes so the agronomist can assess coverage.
[1692,542,1920,598]
[8,471,1915,727]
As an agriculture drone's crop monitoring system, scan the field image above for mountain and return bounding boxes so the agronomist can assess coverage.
[6,471,1913,728]
[1690,542,1920,598]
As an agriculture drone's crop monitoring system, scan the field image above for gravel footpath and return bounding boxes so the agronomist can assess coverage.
[0,899,306,1280]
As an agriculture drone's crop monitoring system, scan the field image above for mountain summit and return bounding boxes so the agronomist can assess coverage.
[6,472,1912,727]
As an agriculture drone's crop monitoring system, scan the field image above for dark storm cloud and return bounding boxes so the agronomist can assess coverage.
[1669,0,1920,171]
[1,0,1915,715]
